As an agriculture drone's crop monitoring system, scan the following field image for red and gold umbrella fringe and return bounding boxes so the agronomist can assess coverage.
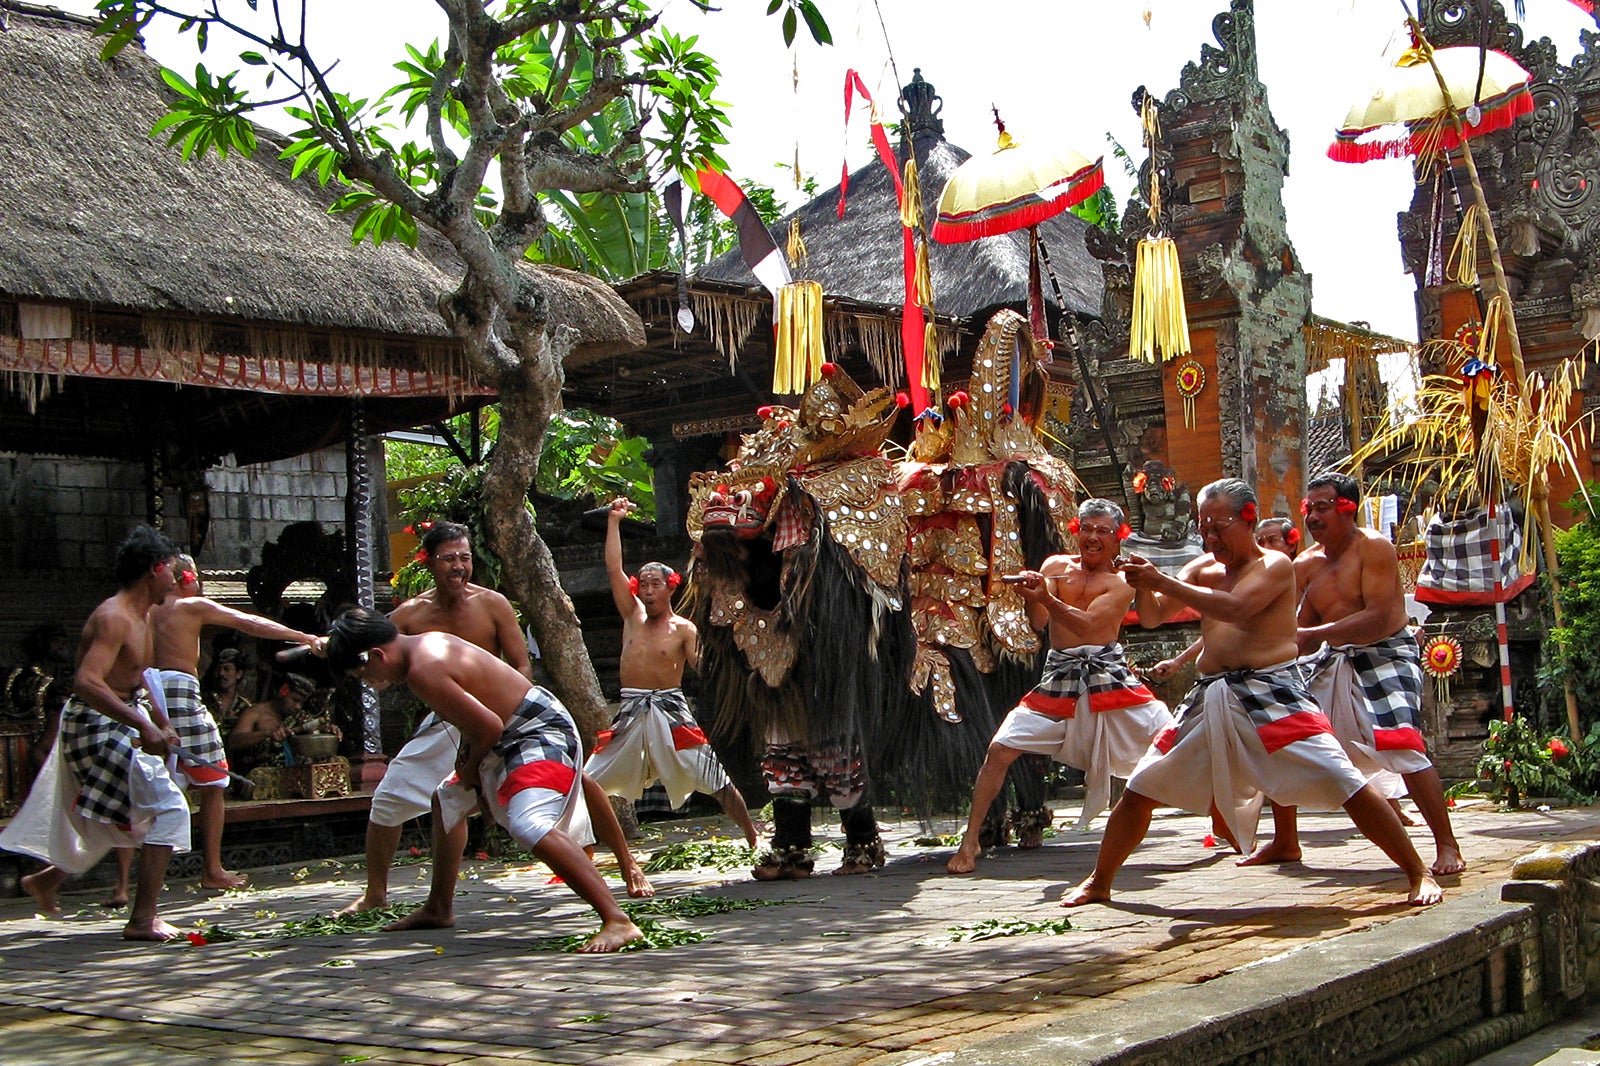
[1326,85,1533,164]
[930,165,1104,243]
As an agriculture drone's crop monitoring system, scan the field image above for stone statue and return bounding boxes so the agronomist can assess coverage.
[1133,461,1193,543]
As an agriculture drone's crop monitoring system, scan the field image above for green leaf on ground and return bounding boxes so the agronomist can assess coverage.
[947,917,1074,943]
[531,917,708,953]
[642,840,756,873]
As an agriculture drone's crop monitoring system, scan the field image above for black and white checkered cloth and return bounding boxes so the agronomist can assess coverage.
[1020,644,1158,716]
[1416,506,1525,597]
[162,671,227,770]
[1172,662,1331,752]
[60,695,145,827]
[497,687,580,782]
[1307,632,1427,751]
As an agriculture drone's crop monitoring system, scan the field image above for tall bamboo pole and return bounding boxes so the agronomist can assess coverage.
[1404,9,1582,742]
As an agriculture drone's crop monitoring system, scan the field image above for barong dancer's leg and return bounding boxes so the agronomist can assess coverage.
[1341,784,1442,905]
[1237,802,1302,866]
[123,845,180,941]
[1062,790,1159,908]
[948,741,1025,874]
[580,772,653,898]
[1401,766,1464,875]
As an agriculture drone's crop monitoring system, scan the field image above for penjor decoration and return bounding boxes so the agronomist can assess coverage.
[772,221,827,394]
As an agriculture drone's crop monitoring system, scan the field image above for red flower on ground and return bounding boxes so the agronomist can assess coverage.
[186,932,208,946]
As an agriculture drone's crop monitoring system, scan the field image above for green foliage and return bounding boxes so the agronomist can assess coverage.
[764,0,831,46]
[532,918,707,952]
[1069,184,1120,234]
[1544,487,1600,730]
[642,839,756,873]
[1476,715,1595,807]
[537,410,656,521]
[621,893,786,919]
[392,464,513,600]
[946,917,1074,943]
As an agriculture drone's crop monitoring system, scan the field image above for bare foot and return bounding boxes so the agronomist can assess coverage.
[100,892,129,910]
[1388,799,1419,827]
[202,869,249,891]
[1431,845,1465,877]
[21,872,61,917]
[338,892,386,916]
[945,846,978,875]
[382,906,455,932]
[1237,839,1301,866]
[621,860,655,899]
[123,917,183,942]
[1060,879,1111,908]
[577,916,644,953]
[1409,873,1443,906]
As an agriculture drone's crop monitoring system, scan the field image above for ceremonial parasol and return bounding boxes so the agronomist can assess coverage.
[1328,44,1534,163]
[930,112,1111,447]
[1330,14,1585,741]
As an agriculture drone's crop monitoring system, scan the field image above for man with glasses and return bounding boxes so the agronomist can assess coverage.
[946,499,1173,874]
[1240,472,1463,874]
[342,522,651,914]
[1062,479,1441,908]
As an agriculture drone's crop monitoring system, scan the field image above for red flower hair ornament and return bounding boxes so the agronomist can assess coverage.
[1285,528,1302,546]
[1117,523,1132,541]
[1239,502,1257,523]
[1299,497,1360,516]
[1067,517,1079,535]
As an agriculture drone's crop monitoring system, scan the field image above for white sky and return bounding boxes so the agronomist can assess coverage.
[53,0,1597,341]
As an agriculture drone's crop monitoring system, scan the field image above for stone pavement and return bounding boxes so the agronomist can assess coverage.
[1,798,1597,1066]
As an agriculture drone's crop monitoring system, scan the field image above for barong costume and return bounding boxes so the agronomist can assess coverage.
[992,643,1174,828]
[157,669,230,789]
[1303,631,1433,780]
[0,691,190,873]
[585,687,731,806]
[435,687,592,850]
[1126,659,1368,854]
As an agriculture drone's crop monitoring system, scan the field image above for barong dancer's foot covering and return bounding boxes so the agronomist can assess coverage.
[1015,806,1053,849]
[753,844,814,880]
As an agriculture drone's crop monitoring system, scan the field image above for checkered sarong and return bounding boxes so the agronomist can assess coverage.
[1018,643,1158,717]
[60,694,151,827]
[1416,505,1530,602]
[587,688,729,806]
[1162,665,1333,752]
[492,687,581,807]
[1305,632,1426,752]
[160,670,230,786]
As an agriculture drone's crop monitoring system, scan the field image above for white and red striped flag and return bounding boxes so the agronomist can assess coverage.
[695,167,791,302]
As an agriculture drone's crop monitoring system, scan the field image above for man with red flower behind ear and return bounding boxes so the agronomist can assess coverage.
[1242,472,1464,876]
[947,499,1173,874]
[585,498,758,848]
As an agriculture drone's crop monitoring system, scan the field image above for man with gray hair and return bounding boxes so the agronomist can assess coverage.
[947,498,1173,874]
[1063,478,1441,908]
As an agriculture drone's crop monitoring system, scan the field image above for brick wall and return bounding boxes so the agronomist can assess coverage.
[200,449,347,571]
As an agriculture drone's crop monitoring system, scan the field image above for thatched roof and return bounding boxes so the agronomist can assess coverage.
[0,2,642,358]
[697,123,1104,321]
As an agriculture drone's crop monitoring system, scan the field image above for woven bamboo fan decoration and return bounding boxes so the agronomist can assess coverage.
[773,219,826,395]
[1129,95,1191,362]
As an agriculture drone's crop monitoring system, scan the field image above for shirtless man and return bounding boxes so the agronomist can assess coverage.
[321,608,643,952]
[1240,472,1464,874]
[1062,479,1441,908]
[1,526,193,940]
[947,499,1172,874]
[343,521,649,914]
[148,556,321,890]
[585,499,757,846]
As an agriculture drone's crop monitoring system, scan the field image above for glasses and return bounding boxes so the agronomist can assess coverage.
[1197,516,1242,535]
[1078,524,1119,538]
[1302,500,1343,515]
[431,553,473,565]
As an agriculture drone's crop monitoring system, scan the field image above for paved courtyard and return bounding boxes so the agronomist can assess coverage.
[1,798,1596,1066]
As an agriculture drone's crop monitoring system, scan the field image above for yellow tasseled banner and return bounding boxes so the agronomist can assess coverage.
[774,280,826,394]
[1129,235,1191,361]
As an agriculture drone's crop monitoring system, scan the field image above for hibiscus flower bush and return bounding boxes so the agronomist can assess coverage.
[1477,714,1600,807]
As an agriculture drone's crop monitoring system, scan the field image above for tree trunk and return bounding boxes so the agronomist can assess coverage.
[478,327,609,744]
